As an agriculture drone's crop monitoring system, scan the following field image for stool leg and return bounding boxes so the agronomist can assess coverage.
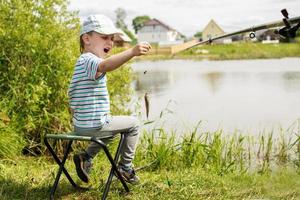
[102,134,128,200]
[44,139,78,188]
[91,136,129,200]
[44,139,77,200]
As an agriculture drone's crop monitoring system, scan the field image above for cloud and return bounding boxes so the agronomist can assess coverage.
[69,0,300,36]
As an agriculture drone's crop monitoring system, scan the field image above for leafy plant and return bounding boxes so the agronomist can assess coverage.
[0,0,133,156]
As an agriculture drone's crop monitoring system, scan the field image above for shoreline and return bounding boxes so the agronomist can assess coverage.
[132,41,300,61]
[134,55,300,62]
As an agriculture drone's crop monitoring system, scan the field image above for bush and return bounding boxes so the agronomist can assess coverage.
[0,0,133,156]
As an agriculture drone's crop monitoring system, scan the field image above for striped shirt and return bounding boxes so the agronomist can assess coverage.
[68,52,110,128]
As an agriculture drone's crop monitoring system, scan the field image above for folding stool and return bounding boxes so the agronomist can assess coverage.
[44,133,129,200]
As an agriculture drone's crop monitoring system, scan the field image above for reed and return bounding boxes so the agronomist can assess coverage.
[135,119,300,175]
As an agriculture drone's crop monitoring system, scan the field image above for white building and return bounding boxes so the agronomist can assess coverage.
[137,18,183,45]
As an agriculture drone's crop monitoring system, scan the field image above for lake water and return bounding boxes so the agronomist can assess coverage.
[131,58,300,135]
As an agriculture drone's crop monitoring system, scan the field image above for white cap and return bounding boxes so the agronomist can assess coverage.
[80,14,123,36]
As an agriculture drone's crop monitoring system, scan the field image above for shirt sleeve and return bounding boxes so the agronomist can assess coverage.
[84,54,103,80]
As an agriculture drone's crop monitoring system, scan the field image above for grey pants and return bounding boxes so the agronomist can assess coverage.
[74,116,140,167]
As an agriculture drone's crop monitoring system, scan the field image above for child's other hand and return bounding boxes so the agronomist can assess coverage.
[132,42,151,56]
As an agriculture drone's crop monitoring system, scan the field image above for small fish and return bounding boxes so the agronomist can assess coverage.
[144,92,150,119]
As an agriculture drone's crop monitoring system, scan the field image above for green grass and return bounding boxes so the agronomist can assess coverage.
[1,121,300,199]
[1,109,300,199]
[0,122,25,158]
[0,156,300,200]
[177,42,300,60]
[136,40,300,61]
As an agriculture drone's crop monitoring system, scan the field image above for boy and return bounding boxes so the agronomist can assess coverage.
[69,14,151,184]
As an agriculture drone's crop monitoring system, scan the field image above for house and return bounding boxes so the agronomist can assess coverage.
[258,29,280,44]
[114,30,132,47]
[202,19,226,42]
[137,18,184,45]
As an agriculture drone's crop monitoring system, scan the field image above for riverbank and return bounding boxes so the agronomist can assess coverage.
[134,40,300,61]
[1,126,300,199]
[1,157,299,199]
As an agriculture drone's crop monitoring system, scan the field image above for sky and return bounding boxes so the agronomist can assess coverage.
[68,0,300,37]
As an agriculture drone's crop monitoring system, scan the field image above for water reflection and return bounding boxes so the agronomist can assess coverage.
[202,72,223,94]
[131,58,300,134]
[282,72,300,92]
[134,70,174,94]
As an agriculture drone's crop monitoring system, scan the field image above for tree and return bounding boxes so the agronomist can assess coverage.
[132,15,150,34]
[115,7,127,30]
[194,31,203,39]
[114,7,137,44]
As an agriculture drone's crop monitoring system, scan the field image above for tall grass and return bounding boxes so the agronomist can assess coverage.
[0,124,25,158]
[135,119,300,175]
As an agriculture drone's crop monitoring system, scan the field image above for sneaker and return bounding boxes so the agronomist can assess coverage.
[73,152,92,183]
[116,167,140,185]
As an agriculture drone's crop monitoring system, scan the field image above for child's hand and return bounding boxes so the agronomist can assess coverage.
[132,42,151,56]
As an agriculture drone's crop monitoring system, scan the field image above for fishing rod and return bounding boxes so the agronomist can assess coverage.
[182,9,300,52]
[143,9,300,120]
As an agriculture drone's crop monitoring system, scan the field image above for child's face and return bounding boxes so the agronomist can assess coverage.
[87,32,114,58]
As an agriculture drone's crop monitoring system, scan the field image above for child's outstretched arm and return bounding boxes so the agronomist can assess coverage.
[98,42,151,73]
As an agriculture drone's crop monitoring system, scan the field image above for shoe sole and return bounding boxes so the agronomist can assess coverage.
[113,169,140,185]
[73,154,89,183]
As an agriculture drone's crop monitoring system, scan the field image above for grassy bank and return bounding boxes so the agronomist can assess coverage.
[135,40,300,61]
[1,122,300,199]
[176,42,300,60]
[1,157,299,200]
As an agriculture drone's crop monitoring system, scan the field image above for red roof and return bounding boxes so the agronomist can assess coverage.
[143,18,175,31]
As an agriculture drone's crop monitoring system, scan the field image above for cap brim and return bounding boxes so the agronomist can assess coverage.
[94,27,124,36]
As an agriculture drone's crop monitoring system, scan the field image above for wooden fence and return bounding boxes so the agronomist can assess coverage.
[149,39,198,55]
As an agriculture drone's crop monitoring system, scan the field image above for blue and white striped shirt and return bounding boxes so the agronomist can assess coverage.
[68,52,110,128]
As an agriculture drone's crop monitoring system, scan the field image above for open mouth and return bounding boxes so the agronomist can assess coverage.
[103,47,110,53]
